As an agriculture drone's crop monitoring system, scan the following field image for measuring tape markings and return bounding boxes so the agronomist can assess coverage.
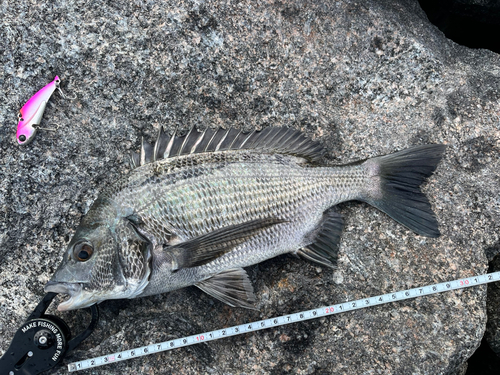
[68,271,500,372]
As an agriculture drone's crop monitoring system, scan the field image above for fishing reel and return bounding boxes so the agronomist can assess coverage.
[0,293,98,375]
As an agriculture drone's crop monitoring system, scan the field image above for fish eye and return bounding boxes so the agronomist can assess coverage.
[19,135,26,142]
[74,243,94,262]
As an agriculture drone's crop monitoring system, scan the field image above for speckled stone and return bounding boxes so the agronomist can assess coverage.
[1,0,499,374]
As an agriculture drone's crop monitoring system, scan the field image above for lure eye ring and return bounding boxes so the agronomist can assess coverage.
[73,243,94,262]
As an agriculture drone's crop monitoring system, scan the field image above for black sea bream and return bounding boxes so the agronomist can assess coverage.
[45,127,445,311]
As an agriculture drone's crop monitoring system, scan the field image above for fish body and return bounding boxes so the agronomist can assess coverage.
[45,127,445,311]
[17,76,60,145]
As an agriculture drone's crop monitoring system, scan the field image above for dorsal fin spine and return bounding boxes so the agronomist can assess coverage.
[178,127,194,156]
[153,127,164,162]
[204,128,220,152]
[242,130,260,150]
[227,129,242,149]
[191,128,207,154]
[131,126,325,169]
[140,137,147,165]
[239,130,256,149]
[256,128,271,148]
[215,129,230,151]
[163,126,177,159]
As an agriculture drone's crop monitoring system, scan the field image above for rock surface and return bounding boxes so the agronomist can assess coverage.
[1,0,499,374]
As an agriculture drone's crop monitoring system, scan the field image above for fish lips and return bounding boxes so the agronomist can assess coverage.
[44,281,86,311]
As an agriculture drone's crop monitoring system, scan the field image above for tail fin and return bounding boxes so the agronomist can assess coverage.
[361,144,446,238]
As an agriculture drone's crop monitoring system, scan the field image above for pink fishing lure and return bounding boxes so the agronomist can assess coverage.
[17,76,60,145]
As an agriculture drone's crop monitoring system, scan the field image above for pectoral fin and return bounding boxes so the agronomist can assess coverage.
[196,268,257,309]
[168,217,286,270]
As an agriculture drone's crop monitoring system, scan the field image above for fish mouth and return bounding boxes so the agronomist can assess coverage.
[44,282,87,311]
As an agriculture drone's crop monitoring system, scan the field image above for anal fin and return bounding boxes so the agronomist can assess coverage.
[196,268,257,310]
[298,210,343,268]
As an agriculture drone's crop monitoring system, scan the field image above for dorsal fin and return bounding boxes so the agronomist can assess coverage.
[130,126,325,168]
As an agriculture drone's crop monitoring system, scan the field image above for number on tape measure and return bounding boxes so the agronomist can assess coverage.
[68,272,500,372]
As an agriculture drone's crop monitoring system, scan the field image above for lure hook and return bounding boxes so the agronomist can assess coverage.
[33,123,60,132]
[56,82,77,100]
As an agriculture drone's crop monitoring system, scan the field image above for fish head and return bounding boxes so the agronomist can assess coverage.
[45,219,152,311]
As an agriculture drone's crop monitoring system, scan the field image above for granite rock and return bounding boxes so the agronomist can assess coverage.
[1,0,499,374]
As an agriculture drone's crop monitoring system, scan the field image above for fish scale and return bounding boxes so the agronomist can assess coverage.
[118,154,361,285]
[117,153,337,239]
[116,153,350,294]
[45,127,445,311]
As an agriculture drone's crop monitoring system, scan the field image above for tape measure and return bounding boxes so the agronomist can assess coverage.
[68,271,500,372]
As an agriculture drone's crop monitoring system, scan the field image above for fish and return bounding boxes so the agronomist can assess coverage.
[45,127,446,311]
[16,76,75,145]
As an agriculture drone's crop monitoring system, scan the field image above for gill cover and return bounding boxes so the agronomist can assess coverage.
[45,219,151,311]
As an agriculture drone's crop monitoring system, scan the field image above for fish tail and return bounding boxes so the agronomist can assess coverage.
[360,144,446,238]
